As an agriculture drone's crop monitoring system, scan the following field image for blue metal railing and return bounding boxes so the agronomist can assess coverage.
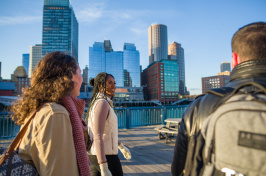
[0,113,20,139]
[0,105,188,139]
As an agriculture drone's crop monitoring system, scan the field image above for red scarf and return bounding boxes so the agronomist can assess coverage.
[61,95,91,176]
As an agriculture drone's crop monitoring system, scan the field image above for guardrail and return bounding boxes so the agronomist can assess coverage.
[0,113,20,139]
[1,105,188,139]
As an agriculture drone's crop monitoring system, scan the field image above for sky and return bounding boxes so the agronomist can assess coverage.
[0,0,265,95]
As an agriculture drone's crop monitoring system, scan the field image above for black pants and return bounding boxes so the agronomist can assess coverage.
[88,155,123,176]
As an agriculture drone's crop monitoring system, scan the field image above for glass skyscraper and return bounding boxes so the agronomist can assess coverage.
[168,42,186,95]
[148,24,168,64]
[106,51,124,87]
[22,54,30,75]
[88,40,140,87]
[123,43,140,87]
[42,0,78,62]
[220,61,231,72]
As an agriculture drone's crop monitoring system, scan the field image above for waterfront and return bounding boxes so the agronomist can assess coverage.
[0,105,187,139]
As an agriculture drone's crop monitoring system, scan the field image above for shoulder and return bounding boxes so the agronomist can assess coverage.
[40,102,69,116]
[34,102,70,125]
[94,99,109,110]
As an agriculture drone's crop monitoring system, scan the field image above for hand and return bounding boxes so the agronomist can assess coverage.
[118,143,131,160]
[99,162,112,176]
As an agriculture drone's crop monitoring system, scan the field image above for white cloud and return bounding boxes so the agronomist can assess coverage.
[76,2,105,23]
[0,16,42,25]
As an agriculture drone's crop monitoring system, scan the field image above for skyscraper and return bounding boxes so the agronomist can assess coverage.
[168,42,186,95]
[148,24,168,64]
[220,61,231,72]
[88,40,141,87]
[22,54,30,75]
[29,44,42,78]
[42,0,78,61]
[123,43,140,87]
[88,42,107,81]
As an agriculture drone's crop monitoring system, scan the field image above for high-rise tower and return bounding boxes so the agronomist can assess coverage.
[42,0,78,62]
[148,24,168,64]
[88,40,141,87]
[123,43,140,87]
[220,61,231,72]
[22,54,30,75]
[29,44,42,78]
[168,42,186,95]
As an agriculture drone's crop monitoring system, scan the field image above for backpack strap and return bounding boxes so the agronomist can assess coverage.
[206,87,235,97]
[0,103,46,167]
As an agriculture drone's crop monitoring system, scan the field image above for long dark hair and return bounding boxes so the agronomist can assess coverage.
[11,51,78,125]
[85,72,114,121]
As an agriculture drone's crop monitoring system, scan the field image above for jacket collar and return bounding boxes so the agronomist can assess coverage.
[230,60,266,82]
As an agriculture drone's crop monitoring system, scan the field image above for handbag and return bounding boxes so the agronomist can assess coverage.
[0,104,45,176]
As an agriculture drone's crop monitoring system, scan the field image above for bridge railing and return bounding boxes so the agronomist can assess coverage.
[0,105,188,139]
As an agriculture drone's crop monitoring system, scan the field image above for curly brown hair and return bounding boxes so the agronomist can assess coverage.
[11,51,78,125]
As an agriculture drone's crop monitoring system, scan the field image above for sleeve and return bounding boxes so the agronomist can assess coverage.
[35,112,79,176]
[171,97,203,176]
[92,100,110,163]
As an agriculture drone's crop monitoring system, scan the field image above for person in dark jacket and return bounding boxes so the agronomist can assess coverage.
[171,21,266,176]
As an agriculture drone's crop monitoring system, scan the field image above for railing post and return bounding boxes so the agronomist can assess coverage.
[126,109,131,129]
[161,107,167,124]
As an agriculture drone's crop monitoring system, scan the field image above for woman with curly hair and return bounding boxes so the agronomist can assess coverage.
[11,51,91,176]
[86,72,131,176]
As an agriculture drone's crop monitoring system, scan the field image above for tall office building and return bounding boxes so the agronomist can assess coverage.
[141,60,179,103]
[22,54,30,75]
[88,42,107,82]
[88,40,140,87]
[220,61,231,72]
[82,65,89,84]
[88,40,124,87]
[29,44,42,78]
[42,0,78,62]
[123,43,140,87]
[168,42,186,95]
[148,24,168,64]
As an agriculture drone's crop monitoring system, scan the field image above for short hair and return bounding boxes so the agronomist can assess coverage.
[231,22,266,62]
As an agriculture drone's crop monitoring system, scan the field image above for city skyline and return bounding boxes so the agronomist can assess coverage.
[0,0,265,95]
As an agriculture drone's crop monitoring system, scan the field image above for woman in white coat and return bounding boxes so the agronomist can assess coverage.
[86,72,131,176]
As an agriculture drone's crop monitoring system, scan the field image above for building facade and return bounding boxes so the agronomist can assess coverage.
[0,82,15,96]
[29,44,42,78]
[22,54,30,75]
[106,51,124,87]
[82,65,89,84]
[88,40,140,87]
[220,61,231,72]
[168,42,186,95]
[123,43,140,87]
[11,66,30,95]
[42,0,78,61]
[141,60,179,103]
[148,24,168,64]
[202,75,230,94]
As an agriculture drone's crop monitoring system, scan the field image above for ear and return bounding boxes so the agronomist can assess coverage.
[231,52,239,69]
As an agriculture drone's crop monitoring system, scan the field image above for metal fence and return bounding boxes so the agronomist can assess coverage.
[0,105,188,139]
[0,113,20,139]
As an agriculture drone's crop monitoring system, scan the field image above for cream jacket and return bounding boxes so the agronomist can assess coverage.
[18,102,79,176]
[88,98,118,155]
